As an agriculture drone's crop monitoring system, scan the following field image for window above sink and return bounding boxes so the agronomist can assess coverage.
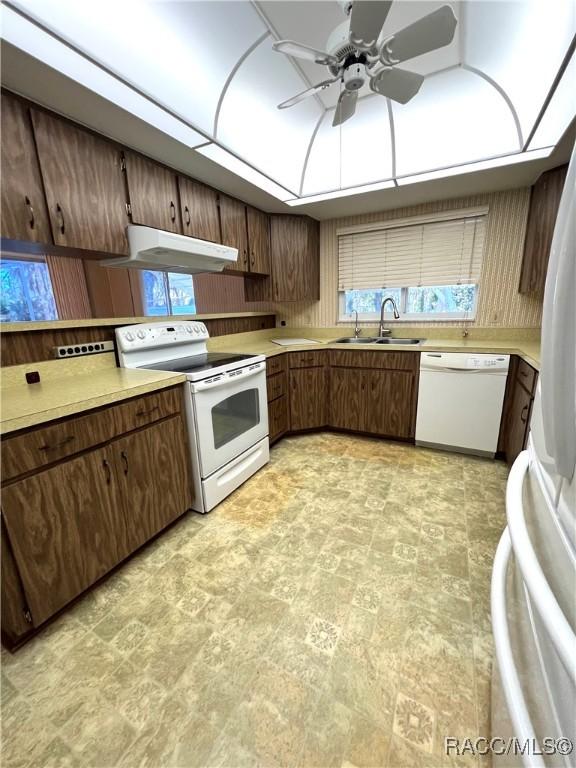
[339,285,478,323]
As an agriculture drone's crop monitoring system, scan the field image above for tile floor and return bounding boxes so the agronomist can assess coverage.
[1,433,508,768]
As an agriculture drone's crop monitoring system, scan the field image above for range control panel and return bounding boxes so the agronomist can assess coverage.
[116,321,208,352]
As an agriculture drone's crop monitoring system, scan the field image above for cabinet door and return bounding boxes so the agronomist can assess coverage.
[1,93,51,243]
[1,445,128,626]
[362,370,416,438]
[271,216,320,301]
[178,177,220,241]
[268,395,288,444]
[124,151,181,233]
[330,368,364,432]
[504,382,533,466]
[519,165,567,295]
[114,415,191,552]
[31,109,129,254]
[219,195,249,271]
[289,367,327,431]
[246,206,270,275]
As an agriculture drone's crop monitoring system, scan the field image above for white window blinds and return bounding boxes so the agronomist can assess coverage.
[338,215,486,290]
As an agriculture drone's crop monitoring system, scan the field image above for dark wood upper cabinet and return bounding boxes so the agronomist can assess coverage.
[31,108,129,254]
[219,194,249,272]
[246,206,270,275]
[178,177,220,242]
[245,214,320,302]
[123,151,181,233]
[519,164,568,295]
[0,92,52,244]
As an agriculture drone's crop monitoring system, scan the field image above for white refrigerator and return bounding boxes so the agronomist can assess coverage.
[490,148,576,766]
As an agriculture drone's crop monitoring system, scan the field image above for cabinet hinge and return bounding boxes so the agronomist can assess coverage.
[23,609,32,625]
[125,202,132,217]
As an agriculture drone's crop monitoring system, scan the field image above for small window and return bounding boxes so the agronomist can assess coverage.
[0,257,58,322]
[141,271,196,316]
[340,284,478,322]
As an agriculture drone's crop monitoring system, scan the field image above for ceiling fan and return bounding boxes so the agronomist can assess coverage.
[273,1,457,126]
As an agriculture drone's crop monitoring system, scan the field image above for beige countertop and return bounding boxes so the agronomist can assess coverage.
[209,333,541,370]
[0,327,540,436]
[1,364,186,435]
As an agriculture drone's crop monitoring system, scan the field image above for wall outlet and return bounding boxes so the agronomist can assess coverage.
[53,340,115,358]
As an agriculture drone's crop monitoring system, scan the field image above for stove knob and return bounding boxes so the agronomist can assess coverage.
[136,330,146,340]
[194,326,201,334]
[186,326,194,334]
[125,332,134,342]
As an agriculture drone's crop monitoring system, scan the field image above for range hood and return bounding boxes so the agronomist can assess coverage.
[101,225,239,274]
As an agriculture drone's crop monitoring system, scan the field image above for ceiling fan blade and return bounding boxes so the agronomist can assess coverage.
[332,90,358,127]
[370,67,424,104]
[379,5,457,65]
[349,1,393,51]
[272,40,338,67]
[278,78,339,109]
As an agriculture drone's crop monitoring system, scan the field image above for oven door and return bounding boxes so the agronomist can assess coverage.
[190,362,268,477]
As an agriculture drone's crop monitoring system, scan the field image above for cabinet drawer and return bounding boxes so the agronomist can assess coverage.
[267,371,287,403]
[330,350,418,372]
[289,350,328,369]
[268,395,288,443]
[516,358,537,394]
[266,354,287,377]
[2,386,182,481]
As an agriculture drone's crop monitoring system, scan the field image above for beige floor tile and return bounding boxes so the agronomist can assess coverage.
[2,434,506,768]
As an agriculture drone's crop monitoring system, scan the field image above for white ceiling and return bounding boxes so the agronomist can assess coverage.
[2,0,575,215]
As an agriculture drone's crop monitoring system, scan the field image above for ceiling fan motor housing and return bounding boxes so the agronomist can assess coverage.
[343,61,365,90]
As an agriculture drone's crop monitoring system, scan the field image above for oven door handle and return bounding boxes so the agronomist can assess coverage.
[191,363,265,393]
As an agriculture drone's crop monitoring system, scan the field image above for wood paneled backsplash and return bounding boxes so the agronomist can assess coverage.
[0,315,275,366]
[271,188,543,329]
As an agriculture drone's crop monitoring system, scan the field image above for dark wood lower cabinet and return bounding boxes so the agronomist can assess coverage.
[2,444,129,627]
[499,356,538,466]
[329,367,416,438]
[268,395,289,444]
[115,416,191,551]
[0,387,192,646]
[289,366,328,431]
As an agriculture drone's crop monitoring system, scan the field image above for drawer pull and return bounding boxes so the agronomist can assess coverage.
[520,404,529,423]
[135,406,159,418]
[103,459,112,485]
[39,435,75,452]
[121,450,129,476]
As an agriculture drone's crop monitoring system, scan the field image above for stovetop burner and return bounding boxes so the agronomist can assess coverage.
[140,352,256,375]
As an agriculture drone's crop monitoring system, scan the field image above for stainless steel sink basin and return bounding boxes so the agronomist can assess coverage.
[334,337,424,345]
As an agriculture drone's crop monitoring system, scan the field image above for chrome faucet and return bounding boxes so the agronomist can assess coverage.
[353,310,361,338]
[378,296,400,337]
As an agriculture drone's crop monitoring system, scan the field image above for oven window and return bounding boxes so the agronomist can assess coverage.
[211,389,260,449]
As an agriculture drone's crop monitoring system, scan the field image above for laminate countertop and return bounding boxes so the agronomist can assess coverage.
[1,365,186,436]
[209,335,542,370]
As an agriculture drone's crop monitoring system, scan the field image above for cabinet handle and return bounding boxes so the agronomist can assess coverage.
[121,450,129,476]
[56,203,65,234]
[184,206,191,226]
[25,196,35,230]
[170,201,176,222]
[520,370,528,378]
[135,405,159,418]
[103,459,112,485]
[39,435,75,452]
[520,404,529,423]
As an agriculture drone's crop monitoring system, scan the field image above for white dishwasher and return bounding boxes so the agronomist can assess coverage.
[416,352,510,457]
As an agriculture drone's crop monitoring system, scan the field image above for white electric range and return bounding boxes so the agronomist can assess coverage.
[116,321,269,513]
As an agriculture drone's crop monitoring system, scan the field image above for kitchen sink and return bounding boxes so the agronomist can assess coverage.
[334,337,424,345]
